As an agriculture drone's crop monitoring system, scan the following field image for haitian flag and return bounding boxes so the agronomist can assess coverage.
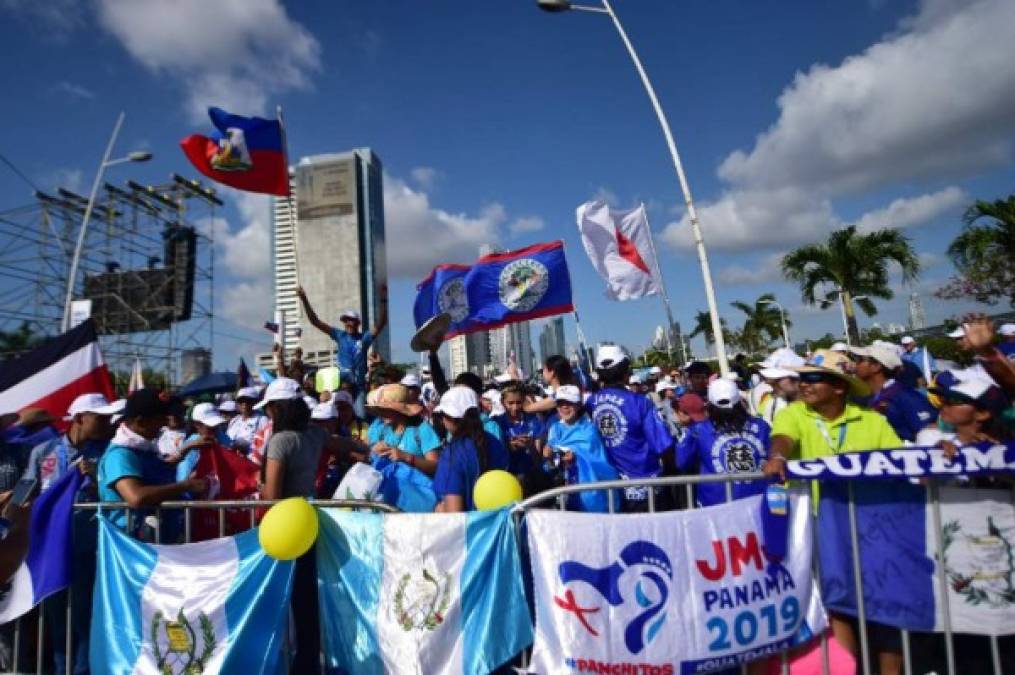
[180,107,288,196]
[414,241,574,339]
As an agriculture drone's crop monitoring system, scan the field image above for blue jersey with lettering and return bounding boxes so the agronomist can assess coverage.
[675,417,770,507]
[584,387,674,479]
[866,380,938,442]
[495,413,544,475]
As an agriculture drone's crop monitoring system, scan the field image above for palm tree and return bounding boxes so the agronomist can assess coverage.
[0,322,41,360]
[936,196,1015,306]
[781,225,919,344]
[688,310,729,347]
[730,293,789,355]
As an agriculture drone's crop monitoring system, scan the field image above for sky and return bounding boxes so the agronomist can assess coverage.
[1,0,1013,371]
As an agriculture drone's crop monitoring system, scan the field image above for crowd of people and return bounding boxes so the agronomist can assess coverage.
[1,306,1012,673]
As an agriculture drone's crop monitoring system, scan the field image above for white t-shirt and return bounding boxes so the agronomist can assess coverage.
[227,414,270,450]
[157,428,186,459]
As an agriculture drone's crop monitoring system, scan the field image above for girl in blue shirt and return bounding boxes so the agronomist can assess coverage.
[433,386,508,512]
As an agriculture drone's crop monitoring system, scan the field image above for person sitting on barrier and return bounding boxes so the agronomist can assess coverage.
[851,342,937,442]
[227,386,270,456]
[433,386,509,513]
[675,378,770,508]
[98,388,208,540]
[586,345,675,513]
[762,349,904,675]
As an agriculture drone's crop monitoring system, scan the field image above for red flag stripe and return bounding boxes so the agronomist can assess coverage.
[18,365,115,425]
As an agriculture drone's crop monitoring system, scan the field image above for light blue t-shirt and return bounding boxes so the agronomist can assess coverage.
[98,444,176,535]
[329,327,375,386]
[376,421,441,458]
[175,429,232,482]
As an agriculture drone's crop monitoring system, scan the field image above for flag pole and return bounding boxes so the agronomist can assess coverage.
[276,105,302,352]
[560,239,593,371]
[641,204,679,365]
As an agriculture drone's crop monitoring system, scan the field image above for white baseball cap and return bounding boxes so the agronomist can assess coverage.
[655,380,676,394]
[1000,323,1015,337]
[595,344,628,369]
[481,389,501,402]
[628,374,643,385]
[236,386,260,401]
[400,373,421,388]
[850,344,903,370]
[191,402,226,428]
[707,378,741,409]
[900,336,915,345]
[947,326,966,339]
[554,385,582,404]
[65,393,124,420]
[758,348,805,380]
[435,385,479,419]
[332,390,354,407]
[340,309,361,322]
[494,373,514,384]
[650,366,663,375]
[311,402,338,420]
[829,342,850,353]
[254,377,302,409]
[218,400,238,413]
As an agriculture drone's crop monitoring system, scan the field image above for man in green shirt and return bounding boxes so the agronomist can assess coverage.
[763,349,904,675]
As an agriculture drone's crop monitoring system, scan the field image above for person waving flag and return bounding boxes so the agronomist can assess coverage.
[180,107,289,196]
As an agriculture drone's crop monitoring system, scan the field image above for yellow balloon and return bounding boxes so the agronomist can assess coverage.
[473,470,523,511]
[258,497,319,560]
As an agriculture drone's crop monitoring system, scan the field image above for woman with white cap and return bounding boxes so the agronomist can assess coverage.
[172,402,232,482]
[226,386,269,456]
[432,386,509,512]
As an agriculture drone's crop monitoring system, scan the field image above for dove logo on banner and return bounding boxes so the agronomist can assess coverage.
[527,494,826,675]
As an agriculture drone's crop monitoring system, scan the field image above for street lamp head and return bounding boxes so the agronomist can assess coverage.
[537,0,572,11]
[128,151,153,162]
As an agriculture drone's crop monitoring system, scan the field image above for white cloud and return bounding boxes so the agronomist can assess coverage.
[51,81,94,99]
[717,252,785,286]
[663,0,1012,253]
[219,279,273,329]
[383,175,506,278]
[48,168,84,193]
[0,0,85,35]
[509,216,545,235]
[95,0,320,121]
[410,166,442,190]
[854,186,965,232]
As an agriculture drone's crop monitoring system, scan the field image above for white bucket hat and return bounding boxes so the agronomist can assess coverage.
[435,386,479,419]
[254,378,302,409]
[191,402,226,428]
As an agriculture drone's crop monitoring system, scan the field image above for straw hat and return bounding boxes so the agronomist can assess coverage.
[411,312,451,353]
[17,407,58,427]
[366,384,423,418]
[793,349,870,398]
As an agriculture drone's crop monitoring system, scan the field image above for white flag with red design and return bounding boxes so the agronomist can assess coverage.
[576,200,662,301]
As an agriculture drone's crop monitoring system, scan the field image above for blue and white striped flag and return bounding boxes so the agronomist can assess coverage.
[90,519,293,675]
[317,508,533,674]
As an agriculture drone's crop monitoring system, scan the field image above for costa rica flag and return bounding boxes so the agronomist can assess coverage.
[180,107,289,196]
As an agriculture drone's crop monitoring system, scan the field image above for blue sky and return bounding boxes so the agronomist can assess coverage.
[1,0,1013,370]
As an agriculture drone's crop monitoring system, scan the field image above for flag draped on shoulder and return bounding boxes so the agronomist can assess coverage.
[414,241,573,339]
[90,519,293,675]
[0,319,114,429]
[576,200,662,301]
[180,107,289,196]
[0,468,83,623]
[316,508,533,674]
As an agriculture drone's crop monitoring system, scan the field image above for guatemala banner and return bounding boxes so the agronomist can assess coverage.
[90,519,293,675]
[316,508,533,674]
[819,482,1015,636]
[414,241,574,339]
[786,441,1015,481]
[526,494,826,674]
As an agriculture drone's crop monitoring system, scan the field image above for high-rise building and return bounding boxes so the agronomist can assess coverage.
[265,149,388,370]
[490,320,535,376]
[539,317,566,363]
[448,332,492,379]
[908,292,926,331]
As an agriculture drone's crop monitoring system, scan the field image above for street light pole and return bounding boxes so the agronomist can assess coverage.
[760,299,791,349]
[538,0,730,375]
[61,112,151,331]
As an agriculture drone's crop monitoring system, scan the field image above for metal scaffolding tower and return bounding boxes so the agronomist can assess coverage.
[0,174,221,388]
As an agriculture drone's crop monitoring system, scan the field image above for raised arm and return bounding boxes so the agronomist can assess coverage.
[371,284,389,338]
[296,286,335,337]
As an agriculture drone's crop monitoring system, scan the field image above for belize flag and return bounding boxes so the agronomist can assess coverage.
[0,468,83,623]
[180,107,289,196]
[818,482,1015,636]
[414,240,574,339]
[316,508,533,674]
[90,519,293,675]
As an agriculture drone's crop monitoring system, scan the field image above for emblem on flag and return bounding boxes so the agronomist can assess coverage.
[499,258,549,312]
[151,608,217,675]
[210,127,253,172]
[393,564,453,632]
[942,517,1015,608]
[437,277,469,323]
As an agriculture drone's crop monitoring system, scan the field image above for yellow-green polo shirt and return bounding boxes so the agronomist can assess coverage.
[771,401,902,459]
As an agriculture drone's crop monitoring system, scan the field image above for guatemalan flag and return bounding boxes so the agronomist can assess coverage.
[317,508,533,674]
[0,319,114,431]
[180,107,289,196]
[0,468,83,623]
[819,482,1015,636]
[414,240,574,340]
[90,519,293,674]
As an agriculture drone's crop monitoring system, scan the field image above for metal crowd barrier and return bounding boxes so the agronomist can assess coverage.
[2,480,1011,675]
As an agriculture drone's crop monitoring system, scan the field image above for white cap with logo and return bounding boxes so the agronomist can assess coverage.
[311,402,338,420]
[254,377,302,409]
[65,393,124,421]
[340,309,361,322]
[707,378,741,409]
[900,336,916,345]
[191,402,226,428]
[595,344,628,369]
[554,385,582,404]
[435,386,479,419]
[850,344,903,370]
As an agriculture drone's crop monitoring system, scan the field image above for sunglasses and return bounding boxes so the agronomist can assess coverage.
[799,372,839,385]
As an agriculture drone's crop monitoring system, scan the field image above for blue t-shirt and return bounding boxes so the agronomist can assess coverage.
[432,432,509,511]
[329,327,375,386]
[366,418,385,445]
[675,418,770,507]
[98,444,177,534]
[998,341,1015,360]
[374,421,442,458]
[865,380,938,442]
[585,387,674,479]
[901,346,936,373]
[481,413,504,442]
[495,413,544,475]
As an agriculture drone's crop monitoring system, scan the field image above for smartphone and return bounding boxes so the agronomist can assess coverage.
[10,477,38,507]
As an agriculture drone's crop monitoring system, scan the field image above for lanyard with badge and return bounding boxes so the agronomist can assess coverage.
[814,419,847,454]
